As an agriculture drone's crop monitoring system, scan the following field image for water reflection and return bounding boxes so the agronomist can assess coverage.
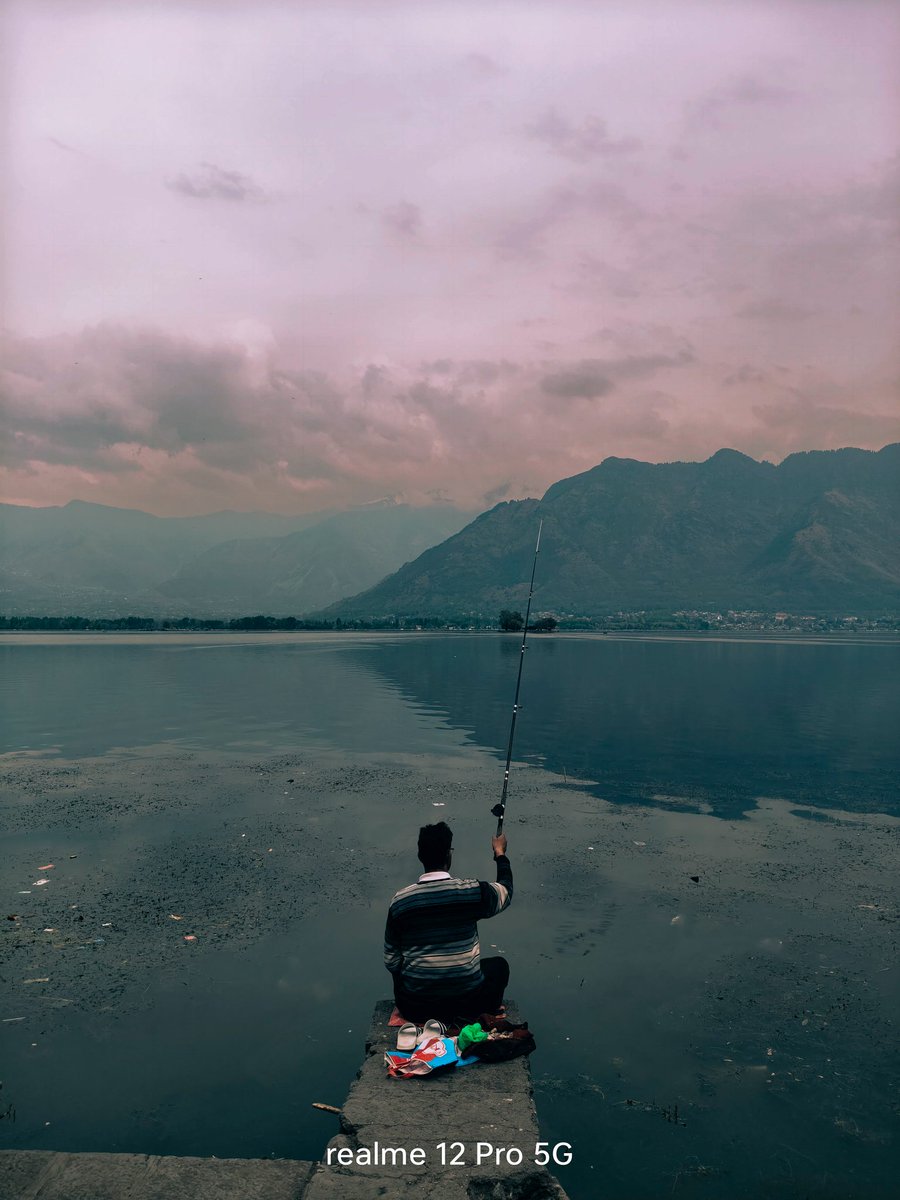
[0,635,463,760]
[3,633,896,818]
[354,634,900,819]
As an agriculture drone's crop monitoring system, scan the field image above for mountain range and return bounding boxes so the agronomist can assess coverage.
[324,444,900,618]
[0,500,471,617]
[3,445,897,619]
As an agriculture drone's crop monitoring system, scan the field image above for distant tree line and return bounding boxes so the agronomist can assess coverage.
[1,612,896,633]
[0,613,469,632]
[0,615,336,632]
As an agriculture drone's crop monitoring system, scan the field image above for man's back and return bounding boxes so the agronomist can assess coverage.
[385,822,513,1024]
[385,870,511,997]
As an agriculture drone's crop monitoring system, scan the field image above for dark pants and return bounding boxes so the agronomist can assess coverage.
[394,956,510,1025]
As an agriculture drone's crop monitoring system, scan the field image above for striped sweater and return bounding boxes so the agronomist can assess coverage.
[384,856,513,997]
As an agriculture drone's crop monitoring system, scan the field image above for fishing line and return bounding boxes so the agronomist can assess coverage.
[492,519,543,836]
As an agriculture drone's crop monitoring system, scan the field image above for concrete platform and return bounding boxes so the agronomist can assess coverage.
[0,1150,315,1200]
[1,1003,569,1200]
[305,1001,568,1199]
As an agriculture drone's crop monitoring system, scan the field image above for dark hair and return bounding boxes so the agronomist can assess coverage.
[418,821,453,871]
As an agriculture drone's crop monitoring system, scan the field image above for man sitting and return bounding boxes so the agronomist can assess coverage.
[384,820,513,1025]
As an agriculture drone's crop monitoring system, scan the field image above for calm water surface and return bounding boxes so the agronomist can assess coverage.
[4,632,897,817]
[1,632,898,1199]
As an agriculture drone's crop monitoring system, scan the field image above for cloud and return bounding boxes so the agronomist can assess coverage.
[570,255,641,299]
[402,381,454,413]
[361,364,391,397]
[540,350,693,399]
[702,157,900,339]
[749,396,900,456]
[541,362,614,400]
[383,201,422,238]
[525,108,642,162]
[723,364,769,387]
[687,74,798,131]
[482,481,512,505]
[4,1,897,519]
[420,359,519,386]
[0,326,709,513]
[166,162,267,202]
[590,323,694,359]
[462,52,504,79]
[735,299,818,322]
[496,180,644,258]
[604,351,694,380]
[1,326,263,473]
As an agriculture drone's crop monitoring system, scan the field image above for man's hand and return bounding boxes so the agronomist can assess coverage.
[492,833,508,858]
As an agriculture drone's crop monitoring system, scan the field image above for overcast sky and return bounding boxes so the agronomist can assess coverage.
[3,0,899,515]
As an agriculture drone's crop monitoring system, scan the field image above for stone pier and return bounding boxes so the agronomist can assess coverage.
[0,1002,570,1200]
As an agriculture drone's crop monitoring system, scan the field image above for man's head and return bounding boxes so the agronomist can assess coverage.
[418,821,453,872]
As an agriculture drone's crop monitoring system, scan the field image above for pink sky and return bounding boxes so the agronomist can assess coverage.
[3,0,899,515]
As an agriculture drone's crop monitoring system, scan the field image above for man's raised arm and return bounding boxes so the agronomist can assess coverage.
[479,833,512,916]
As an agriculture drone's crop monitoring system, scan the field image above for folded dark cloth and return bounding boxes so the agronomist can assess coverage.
[470,1015,536,1062]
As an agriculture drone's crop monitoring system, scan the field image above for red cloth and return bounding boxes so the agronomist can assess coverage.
[387,1004,505,1032]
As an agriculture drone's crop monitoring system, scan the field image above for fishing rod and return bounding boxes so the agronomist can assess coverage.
[492,518,543,836]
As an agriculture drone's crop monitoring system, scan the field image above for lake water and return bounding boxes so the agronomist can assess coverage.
[1,632,898,1198]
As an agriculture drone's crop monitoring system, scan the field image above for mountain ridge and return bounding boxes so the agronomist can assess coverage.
[324,444,900,618]
[3,445,896,618]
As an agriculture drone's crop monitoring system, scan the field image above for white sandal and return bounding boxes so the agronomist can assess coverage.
[396,1022,419,1050]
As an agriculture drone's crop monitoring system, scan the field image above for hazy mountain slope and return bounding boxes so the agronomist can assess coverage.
[325,444,900,617]
[0,499,470,616]
[0,501,330,614]
[157,504,473,615]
